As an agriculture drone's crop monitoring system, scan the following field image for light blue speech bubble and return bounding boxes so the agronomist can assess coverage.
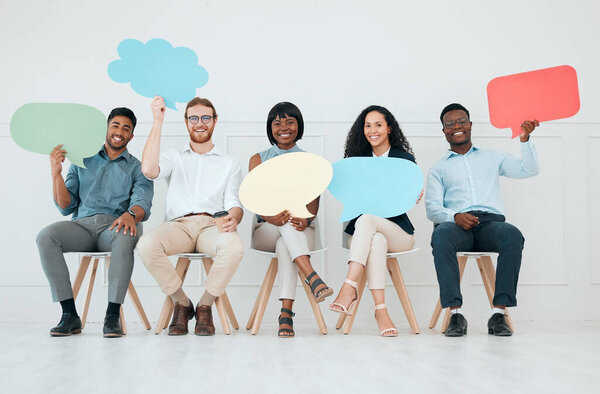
[108,38,209,110]
[327,157,423,223]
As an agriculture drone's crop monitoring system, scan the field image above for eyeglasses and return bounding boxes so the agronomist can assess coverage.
[443,117,469,128]
[186,115,213,124]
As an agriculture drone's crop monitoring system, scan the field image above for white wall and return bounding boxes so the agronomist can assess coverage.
[1,0,599,325]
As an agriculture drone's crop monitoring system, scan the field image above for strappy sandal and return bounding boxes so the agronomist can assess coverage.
[305,271,334,303]
[328,279,359,315]
[278,308,295,338]
[374,304,398,337]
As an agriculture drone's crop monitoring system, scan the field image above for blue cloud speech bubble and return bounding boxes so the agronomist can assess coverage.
[327,157,423,222]
[108,38,209,110]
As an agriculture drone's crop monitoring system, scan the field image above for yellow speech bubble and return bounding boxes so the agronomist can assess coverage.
[240,152,332,218]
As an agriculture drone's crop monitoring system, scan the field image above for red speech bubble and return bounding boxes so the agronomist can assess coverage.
[487,65,580,138]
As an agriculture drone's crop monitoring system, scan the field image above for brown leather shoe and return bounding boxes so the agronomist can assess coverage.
[168,299,195,336]
[195,304,215,336]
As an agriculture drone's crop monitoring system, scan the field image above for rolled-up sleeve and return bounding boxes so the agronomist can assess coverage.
[499,140,539,178]
[425,166,456,224]
[154,150,174,181]
[223,159,242,211]
[55,164,80,216]
[129,164,154,221]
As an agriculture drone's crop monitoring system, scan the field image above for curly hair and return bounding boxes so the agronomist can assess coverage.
[343,105,413,158]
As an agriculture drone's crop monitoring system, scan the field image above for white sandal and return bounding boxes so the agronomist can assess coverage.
[374,304,398,337]
[328,279,359,315]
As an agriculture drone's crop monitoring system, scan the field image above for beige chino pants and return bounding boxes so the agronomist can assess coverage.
[137,216,244,296]
[348,214,415,290]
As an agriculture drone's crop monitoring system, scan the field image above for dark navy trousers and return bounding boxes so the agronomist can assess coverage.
[430,212,524,308]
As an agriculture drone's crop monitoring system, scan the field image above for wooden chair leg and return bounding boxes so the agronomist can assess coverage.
[299,270,327,335]
[387,258,420,334]
[127,282,151,330]
[343,270,367,335]
[429,300,443,329]
[81,258,100,329]
[480,255,515,331]
[441,255,468,333]
[251,258,278,335]
[72,255,92,299]
[246,259,275,330]
[476,257,496,308]
[202,258,233,335]
[336,311,347,330]
[120,305,127,335]
[155,257,191,334]
[220,292,239,330]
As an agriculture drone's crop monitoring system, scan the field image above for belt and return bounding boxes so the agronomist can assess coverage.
[183,212,213,218]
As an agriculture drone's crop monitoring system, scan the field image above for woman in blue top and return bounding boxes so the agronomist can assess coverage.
[329,105,420,336]
[250,102,333,337]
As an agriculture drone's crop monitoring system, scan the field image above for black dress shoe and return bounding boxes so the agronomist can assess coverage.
[488,313,513,336]
[103,314,124,338]
[445,313,468,337]
[50,312,82,336]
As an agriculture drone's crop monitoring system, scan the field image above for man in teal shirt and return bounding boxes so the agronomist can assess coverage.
[425,103,539,337]
[36,107,153,338]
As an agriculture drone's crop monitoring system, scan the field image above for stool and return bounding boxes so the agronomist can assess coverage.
[155,254,239,335]
[246,217,328,335]
[336,248,421,335]
[428,252,515,333]
[71,252,151,334]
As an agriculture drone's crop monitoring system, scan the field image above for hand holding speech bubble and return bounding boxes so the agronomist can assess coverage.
[10,103,106,168]
[487,65,580,138]
[327,157,423,223]
[108,38,209,110]
[240,152,333,218]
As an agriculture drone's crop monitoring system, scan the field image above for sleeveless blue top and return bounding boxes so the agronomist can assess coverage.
[256,144,304,222]
[258,144,304,162]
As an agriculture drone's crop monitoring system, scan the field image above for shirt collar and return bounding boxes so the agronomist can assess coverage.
[183,143,223,156]
[444,145,478,159]
[372,147,391,157]
[98,146,131,161]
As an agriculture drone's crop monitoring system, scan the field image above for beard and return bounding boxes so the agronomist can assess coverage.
[106,134,129,150]
[188,126,214,144]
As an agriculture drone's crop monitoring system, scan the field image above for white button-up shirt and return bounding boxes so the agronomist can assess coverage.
[155,145,243,221]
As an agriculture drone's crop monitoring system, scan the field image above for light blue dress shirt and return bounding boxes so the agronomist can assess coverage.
[56,147,154,221]
[425,141,539,224]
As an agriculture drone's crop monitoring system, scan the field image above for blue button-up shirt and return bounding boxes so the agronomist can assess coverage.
[56,147,154,221]
[425,141,539,224]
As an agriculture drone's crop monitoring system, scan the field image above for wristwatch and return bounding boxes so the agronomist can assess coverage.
[128,209,136,219]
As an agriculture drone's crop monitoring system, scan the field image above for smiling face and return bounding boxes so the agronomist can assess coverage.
[271,115,298,149]
[363,110,391,151]
[186,104,216,144]
[105,115,134,150]
[442,109,472,147]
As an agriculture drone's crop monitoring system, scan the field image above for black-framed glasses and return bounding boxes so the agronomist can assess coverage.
[443,117,469,128]
[186,115,213,125]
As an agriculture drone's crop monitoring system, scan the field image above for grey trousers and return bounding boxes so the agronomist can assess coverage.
[36,214,142,304]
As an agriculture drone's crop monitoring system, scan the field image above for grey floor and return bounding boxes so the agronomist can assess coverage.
[1,319,599,394]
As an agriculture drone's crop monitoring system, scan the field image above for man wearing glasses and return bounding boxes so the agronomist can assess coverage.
[137,96,244,336]
[425,103,539,337]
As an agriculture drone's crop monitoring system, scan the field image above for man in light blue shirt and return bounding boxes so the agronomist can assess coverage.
[425,103,539,337]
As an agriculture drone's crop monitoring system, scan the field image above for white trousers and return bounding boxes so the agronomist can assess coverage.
[348,214,415,290]
[252,221,315,300]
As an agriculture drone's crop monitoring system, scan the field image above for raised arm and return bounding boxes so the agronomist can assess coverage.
[499,120,540,179]
[50,144,71,209]
[141,96,166,179]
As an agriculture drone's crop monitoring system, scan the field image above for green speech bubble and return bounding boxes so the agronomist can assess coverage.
[10,103,106,168]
